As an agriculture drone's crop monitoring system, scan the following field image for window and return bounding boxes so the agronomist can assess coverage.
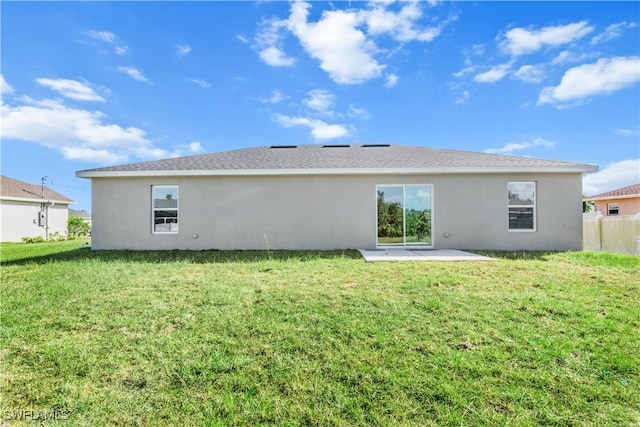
[508,182,536,231]
[608,203,619,215]
[152,186,178,233]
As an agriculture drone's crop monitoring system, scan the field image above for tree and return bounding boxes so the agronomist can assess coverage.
[68,216,91,239]
[377,190,403,239]
[406,209,431,242]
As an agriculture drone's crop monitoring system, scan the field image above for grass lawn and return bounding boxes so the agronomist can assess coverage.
[1,240,639,426]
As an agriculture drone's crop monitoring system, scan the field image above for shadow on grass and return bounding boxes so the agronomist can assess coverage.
[2,246,365,266]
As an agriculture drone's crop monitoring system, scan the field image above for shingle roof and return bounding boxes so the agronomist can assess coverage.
[0,175,75,203]
[77,144,598,177]
[586,183,640,200]
[69,209,92,219]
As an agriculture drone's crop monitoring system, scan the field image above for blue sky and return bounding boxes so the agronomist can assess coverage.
[2,1,639,212]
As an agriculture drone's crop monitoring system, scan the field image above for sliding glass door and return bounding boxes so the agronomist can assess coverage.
[377,185,432,247]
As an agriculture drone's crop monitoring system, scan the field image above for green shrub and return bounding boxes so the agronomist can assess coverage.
[21,236,45,244]
[48,231,67,241]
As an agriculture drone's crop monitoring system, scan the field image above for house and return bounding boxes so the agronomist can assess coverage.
[584,183,640,216]
[76,144,598,251]
[1,175,75,242]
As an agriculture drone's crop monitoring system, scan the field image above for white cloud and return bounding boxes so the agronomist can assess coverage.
[187,78,211,88]
[348,105,371,120]
[512,64,545,84]
[237,35,249,44]
[254,1,451,85]
[613,128,639,136]
[500,21,593,57]
[474,62,512,83]
[117,66,150,83]
[259,46,295,67]
[168,141,204,158]
[453,65,476,78]
[583,159,640,196]
[255,18,296,67]
[1,97,182,164]
[470,44,485,56]
[287,2,384,85]
[1,74,15,95]
[454,44,484,78]
[85,30,129,55]
[591,21,637,45]
[551,50,572,65]
[455,90,470,105]
[60,146,128,164]
[274,113,350,140]
[260,90,287,104]
[484,138,555,155]
[187,141,203,153]
[175,44,192,57]
[384,73,399,88]
[363,1,445,42]
[303,89,335,114]
[538,56,640,107]
[550,50,596,65]
[36,78,105,102]
[86,30,116,43]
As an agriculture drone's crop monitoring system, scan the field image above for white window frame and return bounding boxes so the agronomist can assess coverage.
[151,185,179,234]
[607,203,619,215]
[508,181,536,232]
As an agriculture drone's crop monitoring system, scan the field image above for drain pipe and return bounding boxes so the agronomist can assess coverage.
[41,176,49,240]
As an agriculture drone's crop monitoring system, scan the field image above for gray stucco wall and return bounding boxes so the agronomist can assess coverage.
[90,173,584,251]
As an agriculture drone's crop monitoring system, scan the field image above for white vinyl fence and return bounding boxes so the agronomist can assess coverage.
[583,214,640,256]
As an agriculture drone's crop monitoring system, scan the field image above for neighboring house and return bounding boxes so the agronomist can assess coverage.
[585,183,640,216]
[1,175,75,242]
[76,144,598,251]
[68,208,92,227]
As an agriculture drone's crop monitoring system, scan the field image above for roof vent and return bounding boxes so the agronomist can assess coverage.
[362,144,391,148]
[269,145,298,149]
[322,144,350,148]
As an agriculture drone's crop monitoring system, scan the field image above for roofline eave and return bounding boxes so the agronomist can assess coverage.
[76,165,599,179]
[584,194,640,202]
[0,196,76,204]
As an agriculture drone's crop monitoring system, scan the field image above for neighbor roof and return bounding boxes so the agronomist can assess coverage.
[585,183,640,201]
[69,208,92,219]
[77,144,598,178]
[0,175,75,204]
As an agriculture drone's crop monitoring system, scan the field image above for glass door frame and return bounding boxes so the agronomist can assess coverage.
[376,184,434,249]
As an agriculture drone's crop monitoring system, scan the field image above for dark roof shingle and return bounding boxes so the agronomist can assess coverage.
[1,176,75,203]
[77,144,597,176]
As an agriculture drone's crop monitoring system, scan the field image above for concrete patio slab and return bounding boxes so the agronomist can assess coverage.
[358,249,495,262]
